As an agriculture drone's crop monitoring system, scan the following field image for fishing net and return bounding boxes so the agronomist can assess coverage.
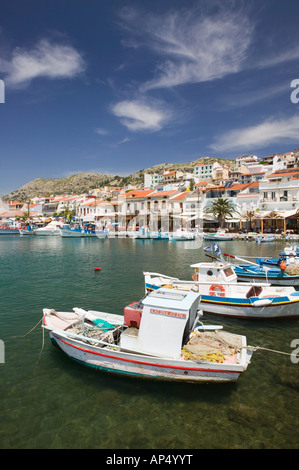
[182,330,242,363]
[285,263,299,275]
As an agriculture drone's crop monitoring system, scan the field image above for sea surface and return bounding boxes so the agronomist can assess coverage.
[1,234,299,450]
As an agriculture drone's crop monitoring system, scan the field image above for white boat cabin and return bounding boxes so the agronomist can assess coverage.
[191,262,236,284]
[120,288,201,359]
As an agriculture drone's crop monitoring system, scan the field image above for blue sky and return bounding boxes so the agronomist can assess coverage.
[1,0,299,195]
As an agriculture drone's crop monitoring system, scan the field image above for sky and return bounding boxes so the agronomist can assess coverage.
[0,0,299,196]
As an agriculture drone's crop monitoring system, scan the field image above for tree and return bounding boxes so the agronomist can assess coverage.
[205,198,237,228]
[243,210,257,231]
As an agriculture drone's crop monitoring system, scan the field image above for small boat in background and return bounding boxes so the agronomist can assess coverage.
[150,230,169,240]
[255,234,275,243]
[59,223,108,238]
[130,226,151,239]
[19,225,34,236]
[42,288,253,383]
[203,229,233,241]
[169,229,196,241]
[0,221,20,234]
[34,220,61,236]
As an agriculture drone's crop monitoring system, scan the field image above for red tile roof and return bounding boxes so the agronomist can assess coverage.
[171,192,186,200]
[147,190,177,197]
[125,190,154,199]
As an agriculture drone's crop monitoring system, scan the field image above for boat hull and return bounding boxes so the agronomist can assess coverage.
[0,228,19,234]
[234,264,299,286]
[49,330,249,383]
[59,228,98,237]
[34,230,60,236]
[199,295,299,319]
[203,235,233,241]
[235,272,299,286]
[19,229,34,236]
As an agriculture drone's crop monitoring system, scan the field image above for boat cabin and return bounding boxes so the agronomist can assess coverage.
[191,262,237,284]
[121,288,201,359]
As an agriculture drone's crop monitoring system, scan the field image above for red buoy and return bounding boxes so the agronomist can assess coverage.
[94,267,101,271]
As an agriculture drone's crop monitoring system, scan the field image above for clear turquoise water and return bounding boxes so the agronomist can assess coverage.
[1,235,299,449]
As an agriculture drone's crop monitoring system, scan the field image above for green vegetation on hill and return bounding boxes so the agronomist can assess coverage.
[3,157,235,201]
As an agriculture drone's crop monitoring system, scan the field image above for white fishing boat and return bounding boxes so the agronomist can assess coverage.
[129,226,151,239]
[19,226,34,236]
[34,220,62,236]
[144,261,299,319]
[255,234,275,243]
[42,288,253,383]
[150,231,169,240]
[203,229,233,241]
[169,229,196,241]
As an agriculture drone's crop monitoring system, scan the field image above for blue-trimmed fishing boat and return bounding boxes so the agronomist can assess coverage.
[59,223,108,238]
[144,261,299,319]
[42,288,253,383]
[233,263,299,286]
[223,252,299,286]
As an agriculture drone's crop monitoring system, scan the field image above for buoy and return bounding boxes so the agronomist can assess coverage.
[280,261,287,272]
[94,267,101,271]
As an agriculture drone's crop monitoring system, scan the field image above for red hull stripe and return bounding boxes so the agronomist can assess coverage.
[56,336,239,375]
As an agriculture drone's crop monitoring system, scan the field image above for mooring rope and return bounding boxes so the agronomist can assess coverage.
[10,318,42,338]
[245,345,292,356]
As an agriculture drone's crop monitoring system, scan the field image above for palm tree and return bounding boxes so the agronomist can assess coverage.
[243,210,257,232]
[205,198,237,229]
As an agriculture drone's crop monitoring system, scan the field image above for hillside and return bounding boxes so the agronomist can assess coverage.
[2,157,235,201]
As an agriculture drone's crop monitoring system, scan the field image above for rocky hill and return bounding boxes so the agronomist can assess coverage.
[3,157,235,201]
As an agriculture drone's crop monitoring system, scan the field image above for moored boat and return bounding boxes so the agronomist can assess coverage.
[19,226,34,236]
[59,223,108,238]
[42,288,253,383]
[224,252,299,286]
[255,234,275,243]
[144,261,299,319]
[203,229,233,241]
[169,229,196,241]
[34,220,62,236]
[0,221,20,234]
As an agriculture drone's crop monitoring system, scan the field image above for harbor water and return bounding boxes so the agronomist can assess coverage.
[1,235,299,449]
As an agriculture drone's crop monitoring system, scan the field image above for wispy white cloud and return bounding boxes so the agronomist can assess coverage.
[111,99,171,132]
[120,7,253,91]
[118,137,130,144]
[0,39,85,87]
[95,127,109,136]
[222,83,289,109]
[256,47,299,70]
[120,6,299,94]
[210,115,299,152]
